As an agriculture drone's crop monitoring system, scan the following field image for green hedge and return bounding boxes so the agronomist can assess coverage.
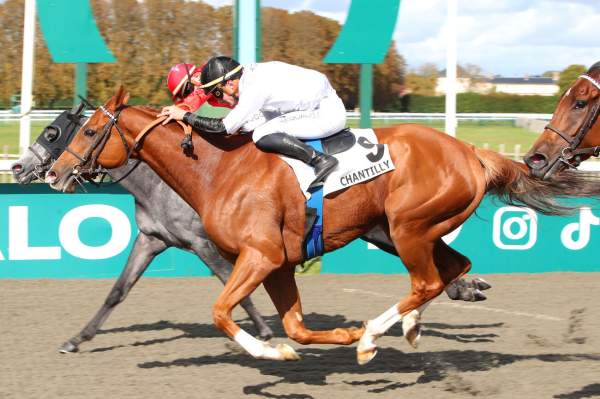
[391,93,560,113]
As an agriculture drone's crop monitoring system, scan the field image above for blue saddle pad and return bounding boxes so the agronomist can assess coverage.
[303,139,325,259]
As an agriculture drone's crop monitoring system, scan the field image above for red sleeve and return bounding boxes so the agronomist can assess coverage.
[176,89,211,112]
[207,97,234,109]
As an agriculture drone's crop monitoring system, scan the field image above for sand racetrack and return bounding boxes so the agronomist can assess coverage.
[1,273,599,398]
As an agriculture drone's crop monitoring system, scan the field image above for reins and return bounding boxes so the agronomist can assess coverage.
[133,115,192,149]
[64,106,193,188]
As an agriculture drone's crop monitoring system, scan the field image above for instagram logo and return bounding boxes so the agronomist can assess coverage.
[492,206,538,250]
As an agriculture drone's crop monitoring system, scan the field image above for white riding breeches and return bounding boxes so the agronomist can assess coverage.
[251,94,346,143]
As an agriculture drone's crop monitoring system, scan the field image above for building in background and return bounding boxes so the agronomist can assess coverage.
[436,72,559,96]
[490,76,559,96]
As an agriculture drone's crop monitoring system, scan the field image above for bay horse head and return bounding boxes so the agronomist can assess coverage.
[45,86,132,192]
[524,62,600,180]
[12,103,87,184]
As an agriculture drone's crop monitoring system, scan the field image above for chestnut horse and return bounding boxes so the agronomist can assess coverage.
[525,61,600,179]
[46,87,594,364]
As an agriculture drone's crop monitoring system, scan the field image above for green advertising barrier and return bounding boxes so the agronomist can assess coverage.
[0,185,211,278]
[324,197,600,274]
[1,184,599,278]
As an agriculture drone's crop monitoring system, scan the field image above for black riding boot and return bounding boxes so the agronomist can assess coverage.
[256,133,338,186]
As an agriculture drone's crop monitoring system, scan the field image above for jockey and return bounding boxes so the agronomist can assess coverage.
[159,56,345,185]
[166,62,233,112]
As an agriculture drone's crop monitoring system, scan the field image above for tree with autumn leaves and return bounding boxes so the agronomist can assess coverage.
[0,0,406,110]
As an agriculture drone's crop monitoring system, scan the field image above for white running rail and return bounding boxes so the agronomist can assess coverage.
[0,110,553,122]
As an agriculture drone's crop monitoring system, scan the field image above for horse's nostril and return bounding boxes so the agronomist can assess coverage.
[525,153,548,169]
[11,163,23,174]
[45,170,57,184]
[530,154,545,164]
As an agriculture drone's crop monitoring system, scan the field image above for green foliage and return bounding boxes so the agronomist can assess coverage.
[558,64,587,94]
[405,63,439,96]
[393,93,560,113]
[295,257,321,275]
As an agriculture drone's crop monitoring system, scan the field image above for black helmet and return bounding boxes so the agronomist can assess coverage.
[200,56,243,93]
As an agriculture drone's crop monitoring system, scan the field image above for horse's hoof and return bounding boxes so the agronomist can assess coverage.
[58,341,78,354]
[472,277,492,291]
[405,323,422,348]
[276,343,300,361]
[357,347,378,365]
[472,289,487,302]
[402,311,422,348]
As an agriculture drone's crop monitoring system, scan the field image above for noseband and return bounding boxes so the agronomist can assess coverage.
[543,74,600,174]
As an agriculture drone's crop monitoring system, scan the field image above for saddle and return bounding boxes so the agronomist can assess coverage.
[320,128,355,155]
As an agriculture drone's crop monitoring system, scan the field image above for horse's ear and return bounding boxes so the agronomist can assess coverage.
[114,85,130,107]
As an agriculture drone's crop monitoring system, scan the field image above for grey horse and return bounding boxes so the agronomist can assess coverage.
[11,106,490,352]
[12,107,274,352]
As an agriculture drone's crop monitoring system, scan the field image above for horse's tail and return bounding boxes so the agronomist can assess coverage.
[474,147,600,215]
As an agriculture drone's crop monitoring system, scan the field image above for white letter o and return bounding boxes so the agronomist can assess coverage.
[59,205,131,260]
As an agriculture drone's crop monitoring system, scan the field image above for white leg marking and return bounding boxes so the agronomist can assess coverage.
[357,303,402,364]
[368,303,404,337]
[234,330,299,361]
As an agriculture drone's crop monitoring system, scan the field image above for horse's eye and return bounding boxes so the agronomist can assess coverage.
[84,129,96,137]
[574,100,587,110]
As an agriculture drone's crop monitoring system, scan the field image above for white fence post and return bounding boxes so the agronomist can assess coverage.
[514,144,521,161]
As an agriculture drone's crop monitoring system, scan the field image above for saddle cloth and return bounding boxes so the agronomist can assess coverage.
[279,128,396,199]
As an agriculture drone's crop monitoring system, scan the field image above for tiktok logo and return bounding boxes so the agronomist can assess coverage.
[560,207,600,250]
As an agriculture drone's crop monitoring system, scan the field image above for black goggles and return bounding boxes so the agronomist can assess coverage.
[204,83,224,99]
[180,80,194,98]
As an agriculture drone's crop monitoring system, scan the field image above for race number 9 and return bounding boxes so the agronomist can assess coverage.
[357,137,385,162]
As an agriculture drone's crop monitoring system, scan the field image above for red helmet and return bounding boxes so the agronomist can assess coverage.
[167,63,197,100]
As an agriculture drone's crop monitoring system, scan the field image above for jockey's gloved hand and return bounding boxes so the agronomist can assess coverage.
[183,112,228,135]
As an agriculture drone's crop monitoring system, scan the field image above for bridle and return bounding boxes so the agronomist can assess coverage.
[543,74,600,176]
[64,104,134,179]
[61,101,192,189]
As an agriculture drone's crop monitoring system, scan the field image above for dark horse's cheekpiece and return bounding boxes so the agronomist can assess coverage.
[524,61,600,180]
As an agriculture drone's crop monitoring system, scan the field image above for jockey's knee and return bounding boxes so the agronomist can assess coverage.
[252,125,276,143]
